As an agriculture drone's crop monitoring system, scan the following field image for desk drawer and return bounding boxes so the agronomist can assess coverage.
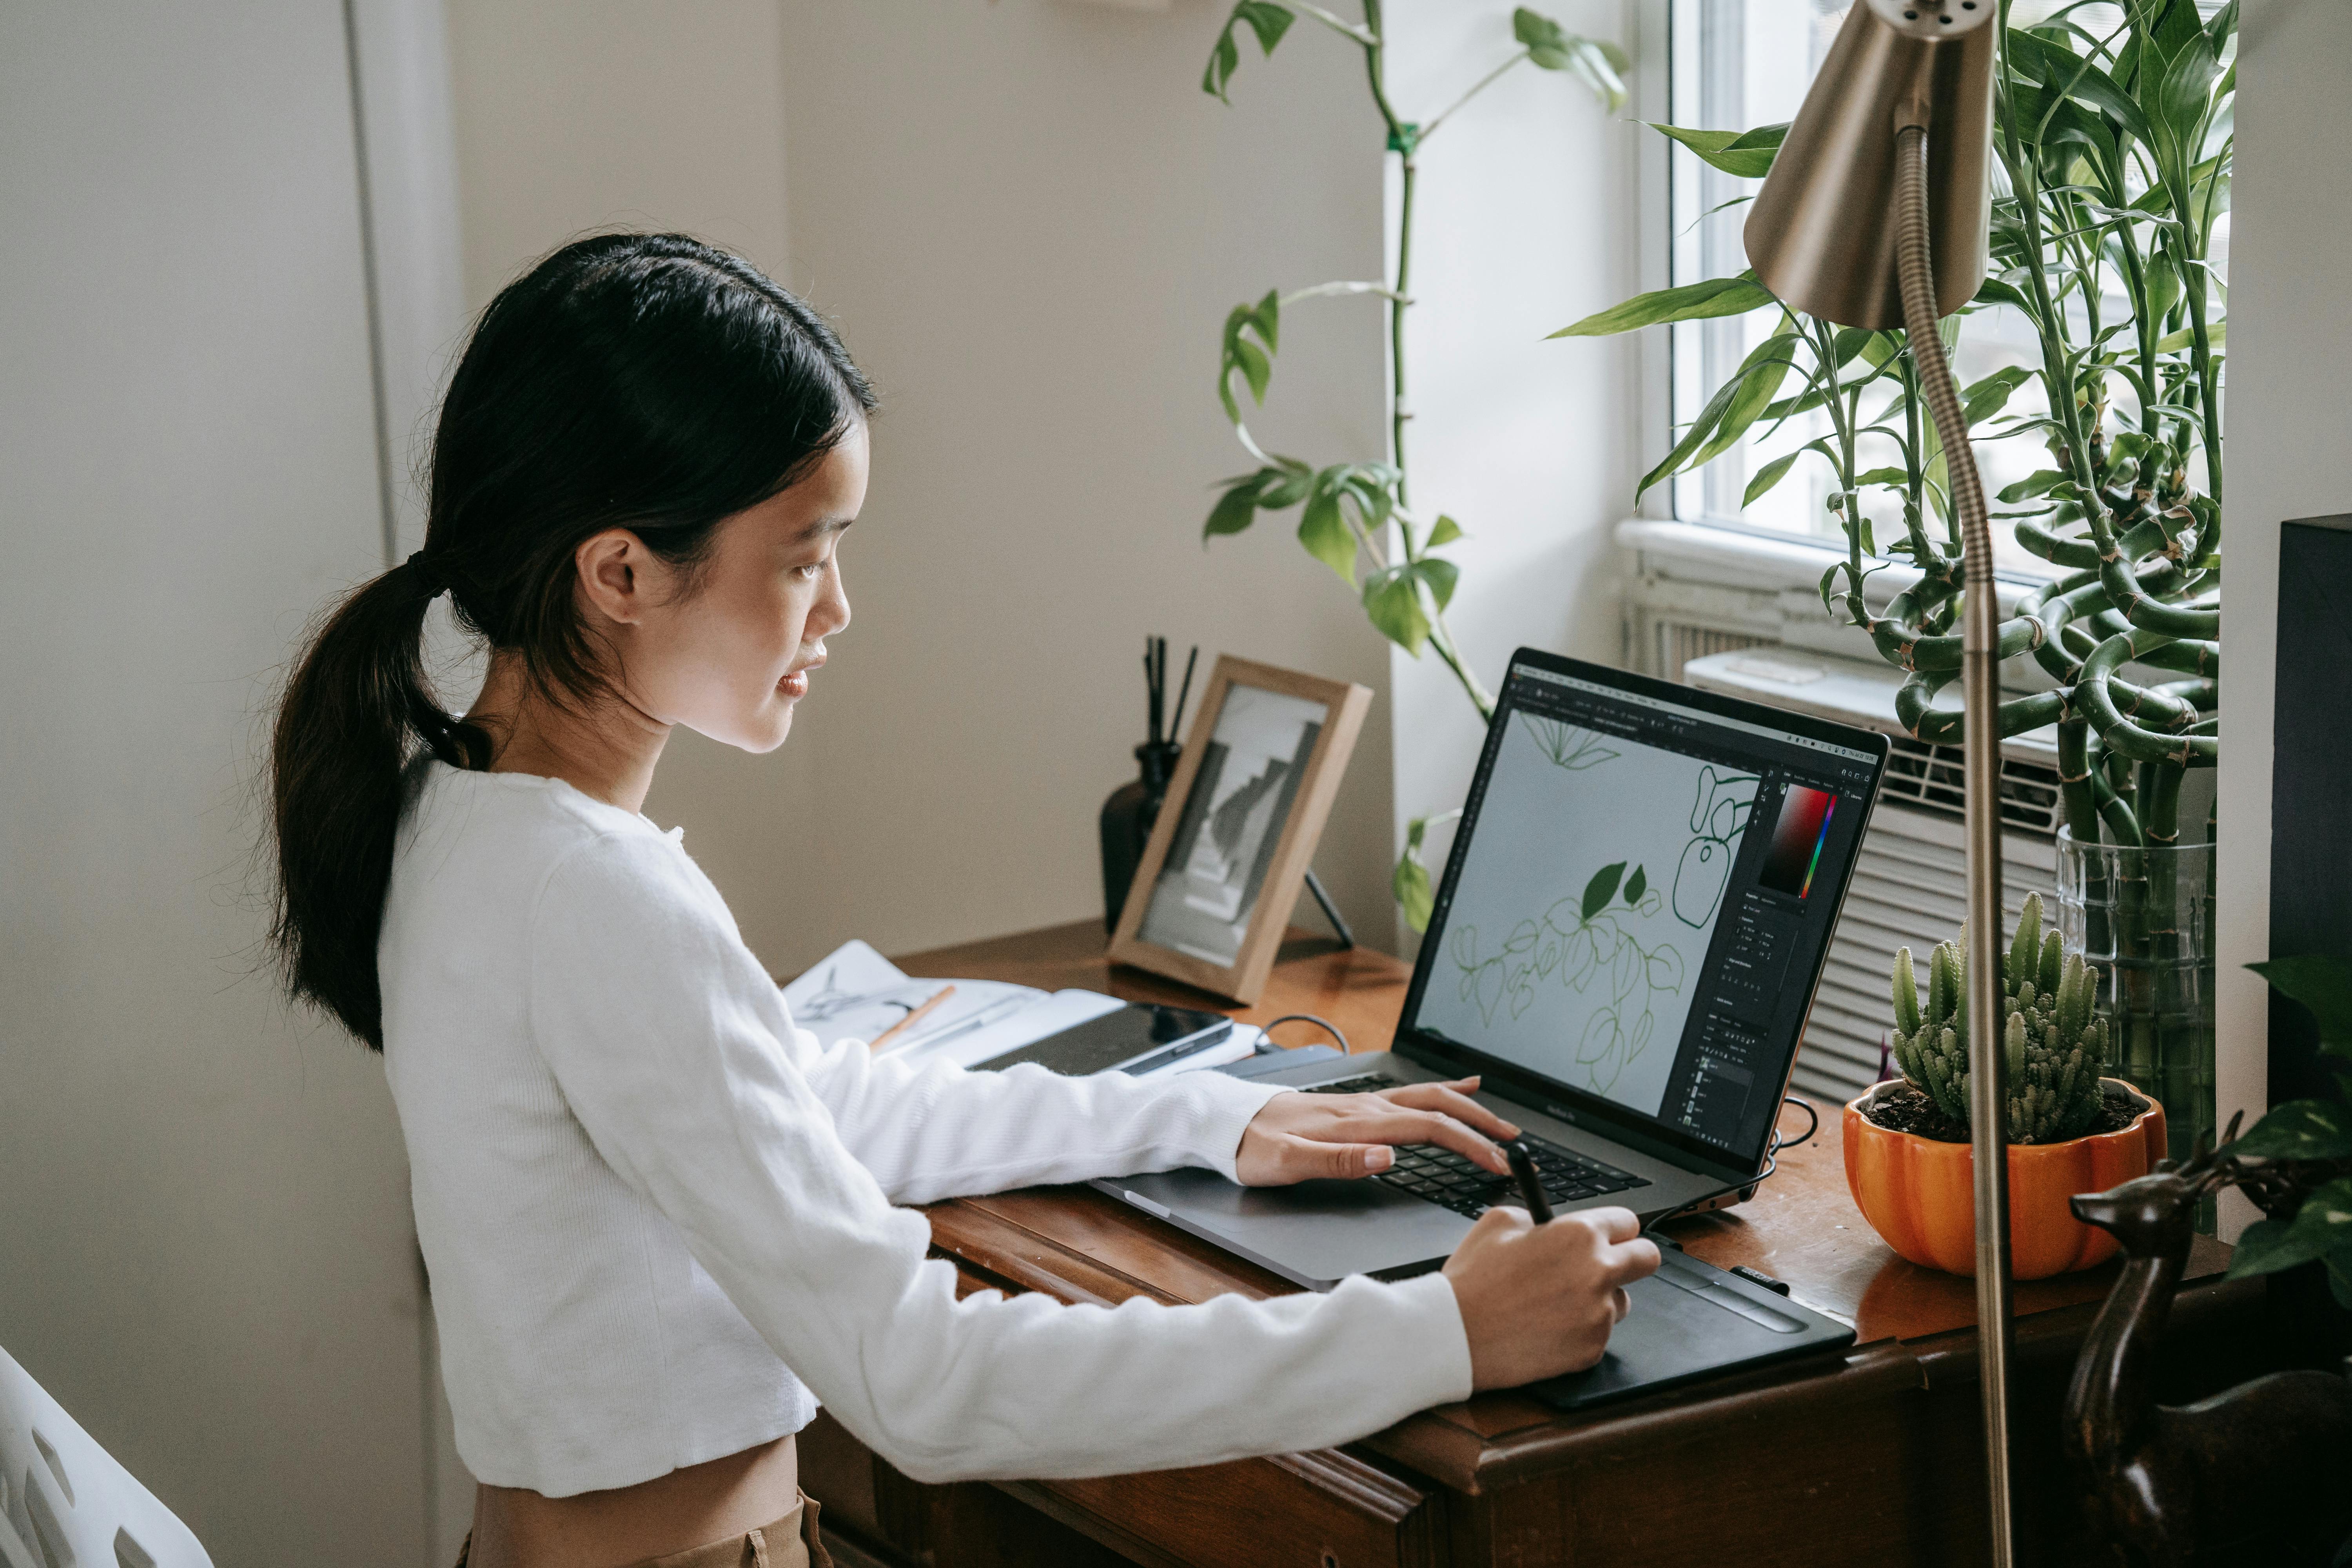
[1005,1447,1441,1568]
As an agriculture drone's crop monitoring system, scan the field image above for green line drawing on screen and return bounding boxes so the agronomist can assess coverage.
[1673,767,1759,929]
[1449,862,1686,1095]
[1517,714,1619,771]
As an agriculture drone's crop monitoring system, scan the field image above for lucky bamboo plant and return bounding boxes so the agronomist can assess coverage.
[1563,0,2230,1129]
[1193,2,1629,927]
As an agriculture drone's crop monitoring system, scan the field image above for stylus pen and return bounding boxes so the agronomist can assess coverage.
[1504,1140,1552,1224]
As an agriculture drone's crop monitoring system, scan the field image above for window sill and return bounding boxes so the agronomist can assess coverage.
[1613,518,2049,618]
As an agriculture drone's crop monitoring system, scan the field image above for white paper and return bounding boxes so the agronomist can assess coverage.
[782,940,1047,1053]
[783,940,1259,1080]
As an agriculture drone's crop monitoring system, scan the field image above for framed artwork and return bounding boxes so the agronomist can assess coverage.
[1108,656,1371,1004]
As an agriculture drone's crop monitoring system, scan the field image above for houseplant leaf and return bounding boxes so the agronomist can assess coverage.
[1646,122,1788,180]
[2229,1100,2352,1163]
[1549,272,1773,338]
[2251,956,2352,1056]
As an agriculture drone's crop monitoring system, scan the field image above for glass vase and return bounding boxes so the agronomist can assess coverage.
[2054,828,2217,1177]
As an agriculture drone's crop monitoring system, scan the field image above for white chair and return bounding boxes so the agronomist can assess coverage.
[0,1344,213,1568]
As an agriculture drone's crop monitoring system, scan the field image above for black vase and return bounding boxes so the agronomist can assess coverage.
[1100,741,1183,933]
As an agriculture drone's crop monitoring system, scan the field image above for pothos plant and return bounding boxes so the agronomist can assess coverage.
[2223,958,2352,1306]
[1194,1,1630,929]
[1561,0,2230,1107]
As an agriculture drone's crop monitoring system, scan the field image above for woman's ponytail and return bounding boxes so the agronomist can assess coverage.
[265,232,874,1051]
[270,556,484,1049]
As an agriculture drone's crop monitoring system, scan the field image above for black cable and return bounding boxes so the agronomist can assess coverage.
[1646,1094,1816,1227]
[1257,1013,1350,1053]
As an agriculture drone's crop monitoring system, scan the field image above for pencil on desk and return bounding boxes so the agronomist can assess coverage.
[869,985,954,1052]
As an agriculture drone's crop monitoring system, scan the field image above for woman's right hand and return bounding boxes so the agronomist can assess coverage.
[1441,1205,1662,1390]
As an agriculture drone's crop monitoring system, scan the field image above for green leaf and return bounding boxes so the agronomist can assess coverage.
[1818,562,1841,618]
[2005,27,2156,146]
[2152,321,2224,354]
[1743,450,1802,506]
[1961,365,2036,427]
[1426,514,1464,548]
[1550,271,1775,338]
[1972,276,2037,315]
[1686,328,1798,469]
[1998,469,2071,505]
[1361,566,1432,655]
[1412,555,1460,611]
[2225,1218,2328,1279]
[1515,14,1630,111]
[1580,861,1626,922]
[1394,816,1437,933]
[2288,1178,2352,1256]
[1852,465,1910,488]
[1393,849,1433,932]
[1646,122,1789,180]
[1297,477,1357,584]
[2230,1100,2352,1162]
[1203,1,1295,102]
[1203,473,1267,539]
[1232,338,1271,405]
[1624,864,1647,905]
[2252,956,2352,1054]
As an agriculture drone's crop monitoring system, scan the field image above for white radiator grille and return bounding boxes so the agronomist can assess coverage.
[1880,734,2066,837]
[1652,621,1768,683]
[1794,804,2058,1106]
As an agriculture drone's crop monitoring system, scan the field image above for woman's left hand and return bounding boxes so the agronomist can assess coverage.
[1234,1077,1522,1187]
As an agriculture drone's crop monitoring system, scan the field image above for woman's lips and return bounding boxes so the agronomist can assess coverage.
[778,669,810,699]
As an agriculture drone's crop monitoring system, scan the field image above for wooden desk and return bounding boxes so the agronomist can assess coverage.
[802,922,2263,1568]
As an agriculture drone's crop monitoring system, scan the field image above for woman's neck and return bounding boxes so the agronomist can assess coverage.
[465,652,670,815]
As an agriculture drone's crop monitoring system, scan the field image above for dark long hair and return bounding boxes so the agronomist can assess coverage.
[270,233,875,1049]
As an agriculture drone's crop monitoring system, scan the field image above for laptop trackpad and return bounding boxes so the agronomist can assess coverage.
[1527,1251,1853,1410]
[1111,1167,1473,1290]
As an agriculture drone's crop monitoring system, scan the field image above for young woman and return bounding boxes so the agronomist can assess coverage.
[269,234,1658,1568]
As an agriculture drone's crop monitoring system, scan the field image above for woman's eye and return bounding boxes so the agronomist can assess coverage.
[794,560,826,581]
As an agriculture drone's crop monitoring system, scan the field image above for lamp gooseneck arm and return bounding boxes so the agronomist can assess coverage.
[1892,121,2016,1568]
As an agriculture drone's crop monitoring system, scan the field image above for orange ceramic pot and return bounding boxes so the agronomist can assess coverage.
[1842,1079,2167,1279]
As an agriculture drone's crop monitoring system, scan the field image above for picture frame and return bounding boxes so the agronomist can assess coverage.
[1108,655,1371,1004]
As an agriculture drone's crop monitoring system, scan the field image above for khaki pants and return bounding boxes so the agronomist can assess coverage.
[456,1494,834,1568]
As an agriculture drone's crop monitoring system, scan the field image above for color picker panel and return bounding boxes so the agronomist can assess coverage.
[1760,784,1837,899]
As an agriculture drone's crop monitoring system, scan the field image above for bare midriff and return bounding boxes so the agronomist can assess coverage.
[463,1434,798,1568]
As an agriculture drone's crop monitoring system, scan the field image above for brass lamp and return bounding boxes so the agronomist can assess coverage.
[1743,0,2014,1560]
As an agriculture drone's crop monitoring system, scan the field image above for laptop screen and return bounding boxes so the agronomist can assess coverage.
[1396,650,1887,1177]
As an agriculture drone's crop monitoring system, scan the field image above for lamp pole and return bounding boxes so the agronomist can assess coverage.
[1739,2,2010,1558]
[1892,121,2015,1564]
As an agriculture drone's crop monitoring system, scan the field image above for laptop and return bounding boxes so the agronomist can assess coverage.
[1096,647,1890,1294]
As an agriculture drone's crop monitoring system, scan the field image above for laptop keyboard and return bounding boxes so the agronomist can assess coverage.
[1303,1074,1651,1218]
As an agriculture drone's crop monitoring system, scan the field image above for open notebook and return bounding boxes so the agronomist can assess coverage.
[782,940,1258,1077]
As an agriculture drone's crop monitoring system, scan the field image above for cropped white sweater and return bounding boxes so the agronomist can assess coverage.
[377,761,1473,1498]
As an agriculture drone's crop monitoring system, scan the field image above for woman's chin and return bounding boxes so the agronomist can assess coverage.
[693,701,795,755]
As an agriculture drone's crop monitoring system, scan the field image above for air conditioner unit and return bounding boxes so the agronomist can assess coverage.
[1682,650,2064,1110]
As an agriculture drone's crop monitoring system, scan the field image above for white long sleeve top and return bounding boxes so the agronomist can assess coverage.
[377,761,1474,1498]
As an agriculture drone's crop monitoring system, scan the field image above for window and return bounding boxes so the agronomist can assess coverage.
[1660,1,2222,579]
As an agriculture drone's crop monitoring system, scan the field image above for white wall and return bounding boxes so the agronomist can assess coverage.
[1380,0,1641,932]
[2212,0,2352,1209]
[0,6,428,1564]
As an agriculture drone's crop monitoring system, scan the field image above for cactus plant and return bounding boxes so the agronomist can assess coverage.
[1889,893,2111,1145]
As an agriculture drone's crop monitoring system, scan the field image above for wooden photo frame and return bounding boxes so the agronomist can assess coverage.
[1108,656,1371,1004]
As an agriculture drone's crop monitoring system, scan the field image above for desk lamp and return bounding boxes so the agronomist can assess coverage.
[1741,0,2011,1558]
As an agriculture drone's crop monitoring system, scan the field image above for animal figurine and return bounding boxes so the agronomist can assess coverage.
[2065,1119,2352,1566]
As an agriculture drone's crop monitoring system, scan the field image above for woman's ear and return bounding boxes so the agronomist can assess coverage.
[575,528,653,626]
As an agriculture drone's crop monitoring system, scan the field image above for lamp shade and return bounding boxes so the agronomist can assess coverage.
[1742,0,1998,329]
